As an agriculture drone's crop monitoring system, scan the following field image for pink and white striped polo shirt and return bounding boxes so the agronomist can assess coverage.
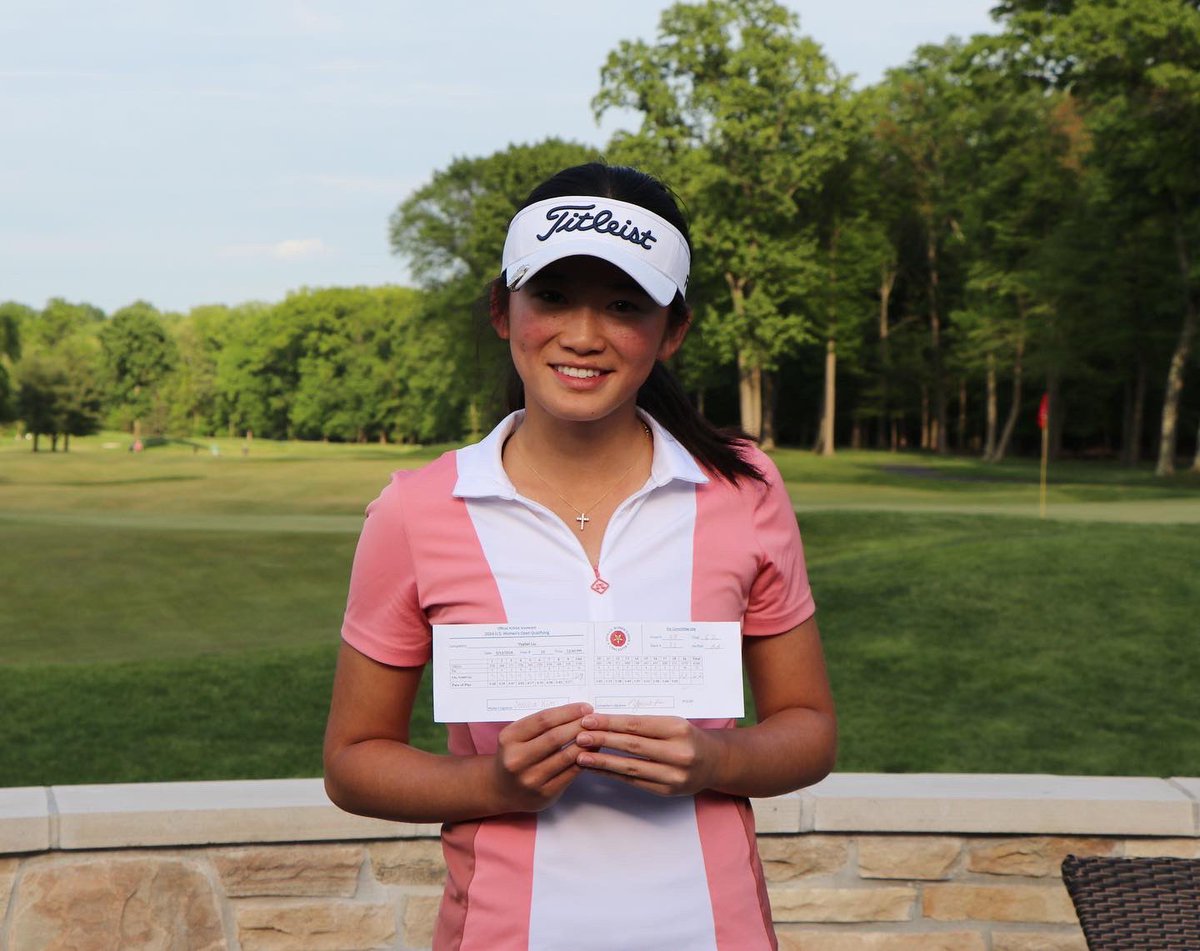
[341,411,815,951]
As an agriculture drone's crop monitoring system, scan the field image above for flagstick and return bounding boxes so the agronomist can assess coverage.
[1039,425,1049,520]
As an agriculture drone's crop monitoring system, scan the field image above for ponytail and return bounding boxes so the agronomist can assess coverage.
[635,361,766,485]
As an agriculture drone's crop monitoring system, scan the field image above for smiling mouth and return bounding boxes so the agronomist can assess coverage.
[554,365,604,379]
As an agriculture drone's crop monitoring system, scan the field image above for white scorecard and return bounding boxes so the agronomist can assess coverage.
[432,621,743,723]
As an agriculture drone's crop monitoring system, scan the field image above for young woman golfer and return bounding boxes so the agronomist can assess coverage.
[324,163,836,950]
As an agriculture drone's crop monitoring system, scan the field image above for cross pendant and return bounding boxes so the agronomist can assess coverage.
[575,512,590,531]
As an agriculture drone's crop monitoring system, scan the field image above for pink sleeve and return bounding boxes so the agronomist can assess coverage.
[340,472,432,667]
[743,450,816,637]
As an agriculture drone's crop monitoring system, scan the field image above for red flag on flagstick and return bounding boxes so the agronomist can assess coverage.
[1037,393,1050,430]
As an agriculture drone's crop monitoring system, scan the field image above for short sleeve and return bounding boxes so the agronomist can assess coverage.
[340,472,433,667]
[742,450,816,637]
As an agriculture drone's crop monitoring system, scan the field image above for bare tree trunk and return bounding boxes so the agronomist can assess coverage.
[816,338,836,456]
[1155,220,1198,476]
[891,417,900,452]
[957,377,967,453]
[920,386,930,449]
[877,264,896,450]
[1120,358,1148,466]
[760,370,777,450]
[32,432,40,452]
[984,354,998,460]
[64,433,71,452]
[989,315,1026,464]
[737,350,763,441]
[928,232,948,454]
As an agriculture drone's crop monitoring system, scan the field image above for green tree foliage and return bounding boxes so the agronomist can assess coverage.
[594,0,855,446]
[29,298,105,349]
[285,286,439,443]
[0,301,32,421]
[199,287,446,443]
[996,0,1200,473]
[15,345,102,452]
[99,302,178,436]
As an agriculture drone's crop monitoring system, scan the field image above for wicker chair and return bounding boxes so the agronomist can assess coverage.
[1061,855,1200,950]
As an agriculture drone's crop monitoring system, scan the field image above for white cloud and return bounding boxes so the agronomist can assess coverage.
[218,238,329,260]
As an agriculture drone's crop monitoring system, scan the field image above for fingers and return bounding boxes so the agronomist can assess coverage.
[575,714,693,765]
[492,702,592,812]
[574,715,720,797]
[579,713,681,739]
[505,702,594,743]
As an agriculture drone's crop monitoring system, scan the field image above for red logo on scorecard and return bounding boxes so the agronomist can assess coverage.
[608,628,628,650]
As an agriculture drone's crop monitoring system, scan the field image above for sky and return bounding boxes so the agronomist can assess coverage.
[1,1,1000,315]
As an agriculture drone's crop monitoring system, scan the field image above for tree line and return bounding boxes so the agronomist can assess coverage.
[2,0,1198,473]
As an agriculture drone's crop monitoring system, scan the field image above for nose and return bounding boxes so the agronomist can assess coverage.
[558,305,605,353]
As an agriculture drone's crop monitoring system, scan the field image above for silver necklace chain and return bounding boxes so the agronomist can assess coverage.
[515,424,651,531]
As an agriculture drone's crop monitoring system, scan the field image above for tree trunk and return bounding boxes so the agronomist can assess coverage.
[64,432,71,452]
[1047,371,1064,463]
[1120,358,1148,466]
[737,350,763,441]
[760,370,777,451]
[877,264,896,450]
[1155,219,1199,476]
[32,432,39,452]
[816,337,836,456]
[956,377,967,453]
[694,389,705,418]
[920,386,930,449]
[989,315,1026,464]
[984,354,998,460]
[928,230,948,454]
[1192,417,1200,474]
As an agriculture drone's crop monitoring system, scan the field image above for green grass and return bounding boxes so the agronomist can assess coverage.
[1,432,1197,785]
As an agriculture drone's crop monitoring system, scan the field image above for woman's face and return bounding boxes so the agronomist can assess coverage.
[493,255,687,427]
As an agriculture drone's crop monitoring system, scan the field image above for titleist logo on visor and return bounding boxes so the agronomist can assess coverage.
[535,204,658,250]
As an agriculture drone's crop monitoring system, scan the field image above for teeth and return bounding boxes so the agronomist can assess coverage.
[556,366,601,379]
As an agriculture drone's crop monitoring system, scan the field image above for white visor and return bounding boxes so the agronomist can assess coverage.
[502,196,690,307]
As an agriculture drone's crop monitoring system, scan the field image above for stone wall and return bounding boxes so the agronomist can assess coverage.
[2,774,1197,950]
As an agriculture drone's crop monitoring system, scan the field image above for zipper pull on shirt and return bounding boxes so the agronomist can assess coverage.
[590,563,610,595]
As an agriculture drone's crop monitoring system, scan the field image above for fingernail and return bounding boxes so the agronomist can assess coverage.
[577,733,592,746]
[578,754,594,767]
[581,715,597,729]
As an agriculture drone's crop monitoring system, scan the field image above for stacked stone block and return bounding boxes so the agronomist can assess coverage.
[0,776,1196,950]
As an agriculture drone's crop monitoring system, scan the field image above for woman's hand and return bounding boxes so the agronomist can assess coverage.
[573,713,727,797]
[491,702,593,812]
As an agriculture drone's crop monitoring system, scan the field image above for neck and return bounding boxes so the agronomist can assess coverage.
[508,406,650,481]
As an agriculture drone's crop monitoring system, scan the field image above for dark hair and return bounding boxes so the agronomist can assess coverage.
[492,162,765,484]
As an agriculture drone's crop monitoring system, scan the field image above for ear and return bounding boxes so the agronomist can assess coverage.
[656,307,691,362]
[489,282,510,340]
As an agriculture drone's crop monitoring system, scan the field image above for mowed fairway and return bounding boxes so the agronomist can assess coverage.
[1,433,1197,786]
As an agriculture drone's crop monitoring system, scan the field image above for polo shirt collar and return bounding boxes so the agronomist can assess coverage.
[452,409,708,501]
